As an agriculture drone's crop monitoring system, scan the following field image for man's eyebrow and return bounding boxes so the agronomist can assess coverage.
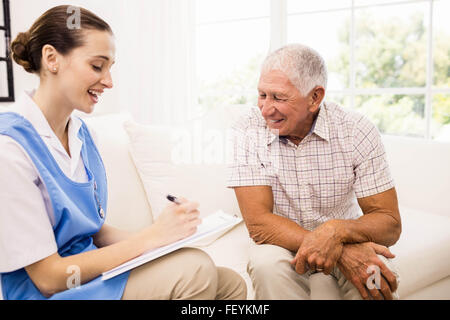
[258,88,288,96]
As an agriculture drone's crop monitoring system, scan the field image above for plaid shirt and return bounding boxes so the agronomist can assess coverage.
[227,101,395,231]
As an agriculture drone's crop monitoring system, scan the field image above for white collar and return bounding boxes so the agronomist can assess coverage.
[13,90,83,139]
[10,90,84,175]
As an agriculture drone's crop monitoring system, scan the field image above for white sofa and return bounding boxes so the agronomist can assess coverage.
[81,108,450,300]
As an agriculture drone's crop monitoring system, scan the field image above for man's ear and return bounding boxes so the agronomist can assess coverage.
[308,86,325,113]
[41,44,60,74]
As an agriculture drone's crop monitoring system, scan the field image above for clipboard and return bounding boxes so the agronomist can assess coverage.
[102,210,242,281]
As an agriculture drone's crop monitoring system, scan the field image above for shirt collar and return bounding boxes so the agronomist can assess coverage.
[12,90,84,163]
[14,90,83,139]
[311,102,330,141]
[13,90,54,138]
[265,102,330,146]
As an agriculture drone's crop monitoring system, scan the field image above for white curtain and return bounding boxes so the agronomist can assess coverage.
[112,0,196,125]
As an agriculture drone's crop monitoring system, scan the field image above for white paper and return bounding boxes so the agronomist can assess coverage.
[102,210,242,281]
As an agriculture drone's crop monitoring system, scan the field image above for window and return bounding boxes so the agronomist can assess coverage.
[195,0,450,141]
[0,0,14,102]
[195,0,270,110]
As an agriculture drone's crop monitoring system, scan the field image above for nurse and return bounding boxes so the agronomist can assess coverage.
[0,5,246,300]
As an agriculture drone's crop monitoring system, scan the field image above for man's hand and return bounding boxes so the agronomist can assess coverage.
[291,221,344,275]
[337,242,398,300]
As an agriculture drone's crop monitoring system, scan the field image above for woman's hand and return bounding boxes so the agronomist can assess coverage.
[143,198,202,249]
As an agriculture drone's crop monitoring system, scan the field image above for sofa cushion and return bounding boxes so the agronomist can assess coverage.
[82,113,153,231]
[123,119,241,220]
[390,207,450,298]
[401,276,450,300]
[382,135,450,218]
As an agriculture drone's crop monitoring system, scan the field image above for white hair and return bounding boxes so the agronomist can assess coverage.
[261,43,328,95]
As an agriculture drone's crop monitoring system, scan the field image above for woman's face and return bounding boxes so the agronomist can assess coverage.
[57,30,116,114]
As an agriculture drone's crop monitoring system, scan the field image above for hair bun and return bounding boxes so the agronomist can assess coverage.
[10,32,36,73]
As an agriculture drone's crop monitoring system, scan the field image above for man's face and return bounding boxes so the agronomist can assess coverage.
[257,69,314,139]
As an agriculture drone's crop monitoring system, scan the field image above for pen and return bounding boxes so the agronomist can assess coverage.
[167,194,182,205]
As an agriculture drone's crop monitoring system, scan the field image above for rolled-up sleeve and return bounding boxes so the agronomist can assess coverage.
[352,116,395,198]
[0,136,57,273]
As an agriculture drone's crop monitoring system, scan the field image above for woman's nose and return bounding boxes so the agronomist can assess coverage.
[101,71,113,89]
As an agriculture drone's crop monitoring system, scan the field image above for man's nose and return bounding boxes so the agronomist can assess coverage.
[260,98,275,117]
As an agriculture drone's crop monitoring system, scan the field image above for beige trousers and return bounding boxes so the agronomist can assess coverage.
[121,247,247,300]
[247,243,400,300]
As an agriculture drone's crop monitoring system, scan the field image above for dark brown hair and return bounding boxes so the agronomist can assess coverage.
[10,5,113,74]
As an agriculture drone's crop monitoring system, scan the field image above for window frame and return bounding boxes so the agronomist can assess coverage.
[0,0,14,103]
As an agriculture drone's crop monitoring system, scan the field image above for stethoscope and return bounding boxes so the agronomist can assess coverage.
[93,180,105,220]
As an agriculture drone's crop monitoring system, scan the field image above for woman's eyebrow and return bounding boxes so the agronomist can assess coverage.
[92,55,115,65]
[93,55,110,61]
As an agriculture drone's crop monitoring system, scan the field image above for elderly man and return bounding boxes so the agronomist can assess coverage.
[227,44,401,300]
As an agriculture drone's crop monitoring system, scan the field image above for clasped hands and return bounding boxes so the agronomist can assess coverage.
[290,221,398,300]
[291,221,344,275]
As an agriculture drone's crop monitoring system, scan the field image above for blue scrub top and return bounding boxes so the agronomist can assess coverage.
[0,112,130,300]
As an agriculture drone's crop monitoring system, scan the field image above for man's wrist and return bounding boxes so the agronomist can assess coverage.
[325,219,348,244]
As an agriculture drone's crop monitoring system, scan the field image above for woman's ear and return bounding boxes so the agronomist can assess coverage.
[41,44,60,74]
[308,86,325,113]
